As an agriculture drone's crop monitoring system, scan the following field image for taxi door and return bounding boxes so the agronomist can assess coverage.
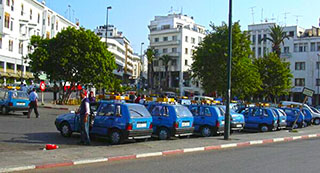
[200,107,213,126]
[246,108,260,129]
[151,105,164,131]
[190,106,201,131]
[91,103,115,135]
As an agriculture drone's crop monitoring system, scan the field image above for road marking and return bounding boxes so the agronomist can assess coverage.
[184,147,205,153]
[220,143,237,148]
[250,140,263,145]
[273,138,285,142]
[73,158,108,165]
[136,152,162,158]
[0,165,36,173]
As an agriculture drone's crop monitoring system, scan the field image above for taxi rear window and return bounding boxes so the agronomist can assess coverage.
[128,105,151,118]
[174,105,193,118]
[11,91,28,99]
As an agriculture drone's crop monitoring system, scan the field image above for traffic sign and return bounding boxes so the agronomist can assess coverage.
[302,87,314,97]
[40,81,46,91]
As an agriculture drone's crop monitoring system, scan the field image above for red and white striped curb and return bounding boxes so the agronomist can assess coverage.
[1,133,320,173]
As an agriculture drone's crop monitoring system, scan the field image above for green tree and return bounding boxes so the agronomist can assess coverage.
[262,24,290,57]
[159,55,173,89]
[28,27,117,103]
[146,48,156,89]
[253,52,293,103]
[192,22,262,100]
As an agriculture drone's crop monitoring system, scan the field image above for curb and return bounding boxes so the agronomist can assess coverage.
[39,106,74,111]
[1,133,320,172]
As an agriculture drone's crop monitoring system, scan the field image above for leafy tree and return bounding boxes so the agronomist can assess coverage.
[28,27,117,103]
[146,48,156,89]
[159,55,173,88]
[192,22,262,100]
[253,52,293,103]
[262,24,290,57]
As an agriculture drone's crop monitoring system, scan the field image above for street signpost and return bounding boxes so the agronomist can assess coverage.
[291,87,314,131]
[40,81,46,105]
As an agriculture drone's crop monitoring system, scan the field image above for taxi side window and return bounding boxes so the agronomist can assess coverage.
[0,91,6,99]
[251,109,258,116]
[204,108,211,116]
[152,106,162,116]
[99,104,115,116]
[263,109,269,117]
[191,107,199,116]
[284,109,292,115]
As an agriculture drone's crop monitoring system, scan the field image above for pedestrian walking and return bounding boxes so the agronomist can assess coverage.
[88,91,96,104]
[27,88,39,118]
[78,89,91,145]
[53,82,58,104]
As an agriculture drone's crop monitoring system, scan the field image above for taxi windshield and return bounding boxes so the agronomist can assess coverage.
[11,91,28,99]
[174,105,193,118]
[128,104,151,118]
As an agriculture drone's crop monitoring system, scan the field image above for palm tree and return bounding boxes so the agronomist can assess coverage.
[262,24,290,57]
[159,55,173,89]
[146,48,156,89]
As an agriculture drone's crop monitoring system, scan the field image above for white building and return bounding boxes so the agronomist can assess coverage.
[248,23,320,105]
[148,13,206,96]
[94,25,138,83]
[0,0,77,84]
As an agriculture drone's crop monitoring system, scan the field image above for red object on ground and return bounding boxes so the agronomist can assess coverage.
[46,144,59,150]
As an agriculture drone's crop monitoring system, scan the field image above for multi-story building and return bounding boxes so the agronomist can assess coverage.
[148,13,206,96]
[94,25,139,83]
[248,23,320,105]
[0,0,77,85]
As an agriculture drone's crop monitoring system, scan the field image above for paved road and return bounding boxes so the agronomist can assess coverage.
[26,138,320,173]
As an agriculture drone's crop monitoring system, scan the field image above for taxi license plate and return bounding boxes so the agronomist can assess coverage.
[182,122,190,127]
[17,102,25,106]
[137,123,147,128]
[236,124,242,127]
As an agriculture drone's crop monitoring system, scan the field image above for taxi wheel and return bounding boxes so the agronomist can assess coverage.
[201,126,212,137]
[110,130,123,145]
[314,118,320,125]
[60,122,72,137]
[259,124,269,132]
[1,106,8,115]
[158,128,169,140]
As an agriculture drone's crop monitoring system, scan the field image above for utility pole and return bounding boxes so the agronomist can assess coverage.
[224,0,232,140]
[106,6,112,46]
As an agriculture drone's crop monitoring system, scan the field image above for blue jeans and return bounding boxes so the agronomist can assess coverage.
[80,115,90,144]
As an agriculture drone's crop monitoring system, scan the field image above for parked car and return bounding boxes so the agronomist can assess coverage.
[188,105,225,137]
[271,108,287,130]
[0,89,30,115]
[281,108,305,128]
[55,100,153,144]
[146,103,194,140]
[217,105,245,132]
[241,107,278,132]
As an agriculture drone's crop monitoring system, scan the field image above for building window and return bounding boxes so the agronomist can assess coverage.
[163,37,168,41]
[295,62,305,70]
[154,49,159,54]
[153,60,159,66]
[4,12,10,28]
[284,47,289,53]
[252,47,256,57]
[154,38,159,42]
[317,42,320,51]
[56,21,58,30]
[19,41,23,54]
[185,48,188,54]
[258,35,262,44]
[294,44,298,52]
[258,47,261,57]
[198,36,202,43]
[10,20,13,31]
[185,60,188,65]
[263,34,267,43]
[172,35,177,41]
[37,13,40,24]
[317,62,320,69]
[48,16,50,26]
[171,59,177,66]
[317,79,320,86]
[162,48,167,53]
[0,38,2,49]
[172,47,177,53]
[191,37,195,44]
[30,9,32,20]
[311,43,316,52]
[263,47,266,55]
[6,0,9,6]
[295,78,305,86]
[252,35,256,44]
[161,25,170,30]
[185,36,188,42]
[8,40,13,52]
[21,3,23,16]
[289,31,294,37]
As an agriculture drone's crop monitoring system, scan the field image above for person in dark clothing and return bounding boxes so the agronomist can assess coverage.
[53,82,58,104]
[88,91,96,103]
[135,94,141,103]
[27,88,39,118]
[78,89,90,145]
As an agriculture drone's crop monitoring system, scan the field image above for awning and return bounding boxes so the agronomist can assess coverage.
[7,72,19,78]
[0,72,9,77]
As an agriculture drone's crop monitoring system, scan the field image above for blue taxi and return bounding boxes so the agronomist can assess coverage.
[55,100,153,144]
[0,89,30,115]
[217,105,245,132]
[271,108,287,130]
[281,108,305,128]
[188,105,224,137]
[241,107,278,132]
[147,103,194,140]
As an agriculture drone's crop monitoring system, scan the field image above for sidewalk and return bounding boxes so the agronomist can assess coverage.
[38,102,79,111]
[1,126,320,172]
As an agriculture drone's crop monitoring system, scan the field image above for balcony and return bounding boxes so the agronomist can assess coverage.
[280,52,292,59]
[150,40,180,47]
[149,27,181,35]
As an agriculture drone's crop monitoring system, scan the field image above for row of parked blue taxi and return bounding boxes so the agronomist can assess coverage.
[54,99,319,145]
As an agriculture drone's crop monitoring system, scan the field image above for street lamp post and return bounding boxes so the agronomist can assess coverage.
[140,42,144,85]
[317,53,320,106]
[105,6,112,45]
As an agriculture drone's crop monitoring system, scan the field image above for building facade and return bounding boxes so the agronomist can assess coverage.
[94,25,140,85]
[248,23,320,105]
[0,0,77,85]
[148,13,205,96]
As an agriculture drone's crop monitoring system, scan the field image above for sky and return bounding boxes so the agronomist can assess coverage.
[42,0,320,53]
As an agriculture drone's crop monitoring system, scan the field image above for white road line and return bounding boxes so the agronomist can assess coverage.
[220,143,237,148]
[250,140,263,145]
[273,138,285,142]
[73,158,108,165]
[0,165,36,173]
[183,147,205,153]
[136,152,163,158]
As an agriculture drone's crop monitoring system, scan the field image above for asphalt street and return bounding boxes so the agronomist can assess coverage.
[24,138,320,173]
